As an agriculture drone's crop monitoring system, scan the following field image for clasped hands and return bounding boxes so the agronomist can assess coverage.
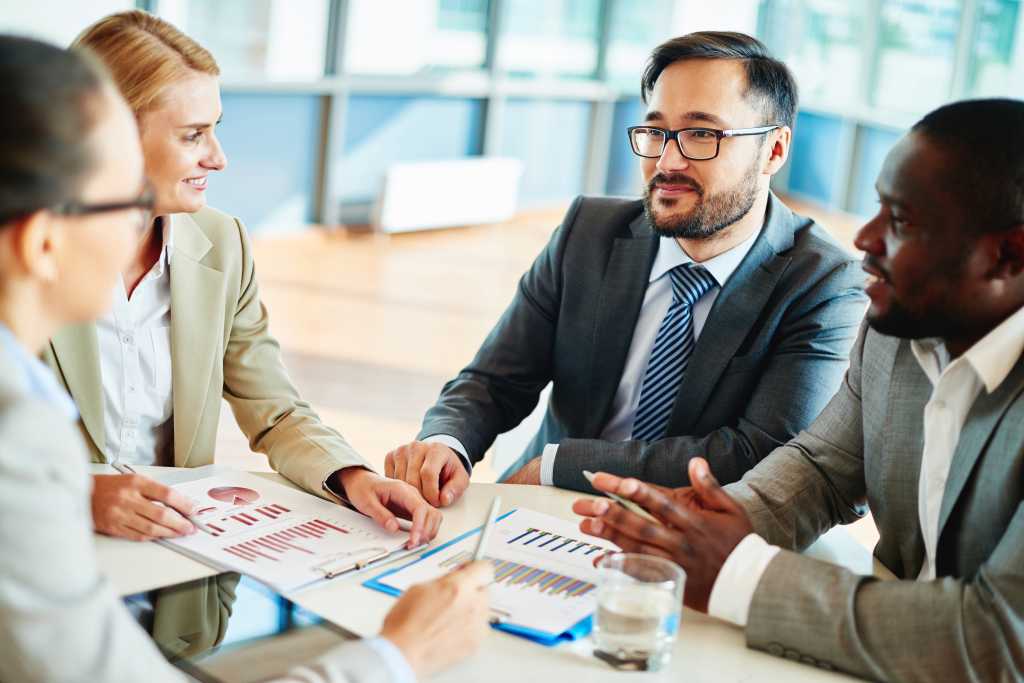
[573,458,755,614]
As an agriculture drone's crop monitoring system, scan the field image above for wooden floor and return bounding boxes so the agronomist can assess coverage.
[215,196,879,549]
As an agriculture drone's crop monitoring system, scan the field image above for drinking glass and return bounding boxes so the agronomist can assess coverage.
[593,553,684,671]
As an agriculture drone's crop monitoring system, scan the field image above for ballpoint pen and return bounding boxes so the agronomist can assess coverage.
[111,462,216,535]
[582,470,659,523]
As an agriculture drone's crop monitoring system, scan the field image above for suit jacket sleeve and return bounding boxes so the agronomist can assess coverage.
[743,514,1024,682]
[275,641,408,683]
[720,323,1024,680]
[0,398,185,683]
[221,218,370,500]
[415,198,580,463]
[552,259,867,491]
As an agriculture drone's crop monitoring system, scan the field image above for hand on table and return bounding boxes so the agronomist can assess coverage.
[502,456,542,485]
[91,473,196,541]
[384,441,469,507]
[572,458,754,612]
[381,560,493,678]
[333,467,442,548]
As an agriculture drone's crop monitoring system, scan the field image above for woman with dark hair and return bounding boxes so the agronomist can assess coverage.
[0,33,490,683]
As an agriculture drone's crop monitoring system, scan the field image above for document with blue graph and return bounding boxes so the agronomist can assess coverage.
[365,508,617,645]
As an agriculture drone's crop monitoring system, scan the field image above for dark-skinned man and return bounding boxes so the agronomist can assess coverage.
[575,98,1024,682]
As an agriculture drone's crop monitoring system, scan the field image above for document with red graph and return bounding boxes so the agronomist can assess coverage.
[162,472,411,592]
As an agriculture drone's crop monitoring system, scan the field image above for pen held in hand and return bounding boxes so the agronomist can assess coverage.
[111,462,215,536]
[472,496,502,562]
[582,470,660,523]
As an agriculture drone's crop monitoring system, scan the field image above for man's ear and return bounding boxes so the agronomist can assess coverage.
[987,224,1024,280]
[11,210,61,283]
[764,125,791,177]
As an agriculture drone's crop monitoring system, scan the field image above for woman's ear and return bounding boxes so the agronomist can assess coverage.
[11,210,62,283]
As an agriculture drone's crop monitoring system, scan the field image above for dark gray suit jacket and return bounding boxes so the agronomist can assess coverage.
[726,322,1024,681]
[419,193,867,490]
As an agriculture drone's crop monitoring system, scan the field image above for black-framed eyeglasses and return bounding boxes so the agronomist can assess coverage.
[627,124,782,161]
[53,186,156,233]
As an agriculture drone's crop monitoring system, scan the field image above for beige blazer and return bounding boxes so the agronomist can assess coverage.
[44,206,367,498]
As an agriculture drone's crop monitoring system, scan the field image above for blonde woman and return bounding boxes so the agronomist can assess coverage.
[0,34,490,683]
[45,10,440,546]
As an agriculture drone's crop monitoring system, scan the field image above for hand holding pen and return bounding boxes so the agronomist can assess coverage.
[89,462,203,541]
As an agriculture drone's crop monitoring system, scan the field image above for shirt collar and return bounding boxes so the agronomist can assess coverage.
[911,304,1024,393]
[0,324,78,420]
[649,226,762,288]
[150,216,175,277]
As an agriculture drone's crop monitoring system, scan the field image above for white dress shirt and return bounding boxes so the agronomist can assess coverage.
[426,230,761,481]
[707,303,1024,626]
[97,219,174,466]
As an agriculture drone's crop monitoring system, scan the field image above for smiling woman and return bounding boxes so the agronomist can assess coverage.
[43,10,440,550]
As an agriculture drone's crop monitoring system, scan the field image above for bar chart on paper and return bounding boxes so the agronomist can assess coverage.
[375,509,616,636]
[164,472,410,592]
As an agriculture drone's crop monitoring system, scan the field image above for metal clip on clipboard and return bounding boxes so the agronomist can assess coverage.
[315,547,391,580]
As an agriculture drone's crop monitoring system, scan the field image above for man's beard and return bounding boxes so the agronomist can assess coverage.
[643,160,760,240]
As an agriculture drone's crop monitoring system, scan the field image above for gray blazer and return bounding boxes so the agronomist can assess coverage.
[725,322,1024,681]
[0,351,402,683]
[419,193,867,489]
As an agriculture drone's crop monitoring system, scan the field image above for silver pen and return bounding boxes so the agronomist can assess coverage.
[111,462,216,535]
[472,496,502,562]
[583,470,659,523]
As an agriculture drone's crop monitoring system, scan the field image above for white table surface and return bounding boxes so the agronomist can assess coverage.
[93,465,883,682]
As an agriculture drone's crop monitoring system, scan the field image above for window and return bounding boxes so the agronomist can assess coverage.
[498,0,602,78]
[344,0,488,75]
[764,0,867,109]
[156,0,330,81]
[967,0,1022,97]
[872,0,961,113]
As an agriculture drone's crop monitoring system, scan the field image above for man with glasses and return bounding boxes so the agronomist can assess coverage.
[574,98,1024,682]
[386,31,867,504]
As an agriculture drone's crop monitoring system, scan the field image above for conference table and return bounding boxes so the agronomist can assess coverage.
[94,464,884,682]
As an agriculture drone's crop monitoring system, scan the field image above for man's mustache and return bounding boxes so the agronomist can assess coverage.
[647,173,704,195]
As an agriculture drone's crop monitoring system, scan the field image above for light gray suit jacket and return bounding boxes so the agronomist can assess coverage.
[420,193,866,490]
[0,350,402,683]
[725,322,1024,681]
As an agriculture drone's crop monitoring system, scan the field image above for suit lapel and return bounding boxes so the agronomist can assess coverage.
[665,194,795,433]
[48,324,106,457]
[169,212,226,467]
[586,214,658,436]
[882,341,930,576]
[937,354,1024,539]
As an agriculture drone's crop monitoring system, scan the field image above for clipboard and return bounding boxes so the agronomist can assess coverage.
[364,509,596,647]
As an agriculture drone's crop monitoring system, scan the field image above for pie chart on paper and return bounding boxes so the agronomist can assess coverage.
[208,486,261,506]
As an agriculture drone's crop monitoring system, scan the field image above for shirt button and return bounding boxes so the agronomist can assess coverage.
[123,335,134,345]
[128,386,136,393]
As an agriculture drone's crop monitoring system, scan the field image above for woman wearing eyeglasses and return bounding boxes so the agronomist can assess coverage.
[44,11,440,547]
[0,30,491,683]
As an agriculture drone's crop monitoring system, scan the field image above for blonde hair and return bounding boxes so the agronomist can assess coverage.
[72,10,219,116]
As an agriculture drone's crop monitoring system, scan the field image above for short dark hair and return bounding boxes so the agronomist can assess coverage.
[912,98,1024,233]
[0,35,108,226]
[641,31,798,130]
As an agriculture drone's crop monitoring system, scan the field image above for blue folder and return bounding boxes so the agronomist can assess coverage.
[363,509,594,647]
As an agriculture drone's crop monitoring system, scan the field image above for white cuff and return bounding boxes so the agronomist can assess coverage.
[539,443,559,486]
[422,434,473,474]
[363,637,417,683]
[707,533,780,627]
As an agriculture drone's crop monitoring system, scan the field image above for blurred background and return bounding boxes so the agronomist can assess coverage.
[6,0,1023,232]
[2,1,1021,544]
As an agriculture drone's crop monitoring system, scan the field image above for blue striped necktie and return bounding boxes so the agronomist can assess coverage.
[631,263,717,442]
